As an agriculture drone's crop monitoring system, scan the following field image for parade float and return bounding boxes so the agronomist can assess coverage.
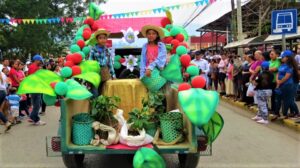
[17,2,224,168]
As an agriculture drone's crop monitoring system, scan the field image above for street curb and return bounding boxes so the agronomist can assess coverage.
[220,96,300,132]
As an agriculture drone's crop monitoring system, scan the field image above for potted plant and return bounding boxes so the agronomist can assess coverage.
[144,91,166,136]
[90,95,121,139]
[127,107,150,136]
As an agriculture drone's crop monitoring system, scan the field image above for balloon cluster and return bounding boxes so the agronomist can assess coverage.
[113,55,124,70]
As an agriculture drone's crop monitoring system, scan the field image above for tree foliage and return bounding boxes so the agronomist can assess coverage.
[0,0,86,59]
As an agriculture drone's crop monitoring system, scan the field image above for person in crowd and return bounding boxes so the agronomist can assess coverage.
[191,50,209,88]
[249,50,264,104]
[208,58,219,91]
[9,60,20,89]
[89,29,116,97]
[24,60,31,76]
[0,58,11,72]
[276,50,299,119]
[7,87,21,124]
[28,54,46,126]
[295,48,300,68]
[0,66,11,132]
[251,61,273,124]
[57,57,64,72]
[242,54,255,105]
[140,25,166,78]
[218,52,228,95]
[225,57,234,96]
[233,55,243,101]
[268,50,281,121]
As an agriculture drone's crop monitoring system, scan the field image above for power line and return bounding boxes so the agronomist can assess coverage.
[183,4,210,28]
[182,5,201,27]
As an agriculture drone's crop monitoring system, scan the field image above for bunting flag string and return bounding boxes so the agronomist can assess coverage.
[0,0,215,25]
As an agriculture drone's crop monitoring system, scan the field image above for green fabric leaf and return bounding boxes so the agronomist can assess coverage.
[162,28,170,37]
[79,60,100,73]
[202,112,224,144]
[133,147,166,168]
[160,55,183,83]
[73,72,100,88]
[85,33,97,46]
[66,85,92,100]
[17,74,56,96]
[34,69,62,84]
[178,88,219,126]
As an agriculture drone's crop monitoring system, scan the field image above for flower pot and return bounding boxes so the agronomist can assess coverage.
[72,113,94,145]
[145,121,157,137]
[159,112,183,143]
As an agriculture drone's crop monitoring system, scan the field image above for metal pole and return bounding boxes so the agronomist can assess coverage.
[282,34,286,51]
[236,0,243,56]
[216,32,218,51]
[200,31,202,50]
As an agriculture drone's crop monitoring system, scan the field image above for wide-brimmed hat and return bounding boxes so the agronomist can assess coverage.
[94,29,110,38]
[141,25,165,39]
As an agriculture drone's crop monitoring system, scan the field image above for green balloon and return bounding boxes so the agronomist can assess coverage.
[162,28,170,37]
[165,24,173,30]
[54,82,68,96]
[82,46,90,56]
[60,67,72,78]
[75,35,84,42]
[114,55,122,61]
[79,60,100,73]
[133,147,166,168]
[173,25,189,41]
[176,46,187,56]
[77,51,86,60]
[170,27,180,36]
[70,44,81,53]
[114,61,121,70]
[186,65,199,76]
[43,94,56,106]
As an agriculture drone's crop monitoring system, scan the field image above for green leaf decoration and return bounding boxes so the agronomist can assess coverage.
[162,28,171,37]
[79,60,100,73]
[85,33,97,46]
[202,112,224,144]
[43,94,57,106]
[160,54,183,83]
[65,79,82,87]
[172,25,189,41]
[133,147,166,168]
[17,74,56,96]
[66,85,92,100]
[178,88,219,127]
[34,69,62,84]
[74,72,100,88]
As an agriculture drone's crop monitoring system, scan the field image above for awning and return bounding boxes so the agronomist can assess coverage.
[224,37,257,49]
[264,26,300,42]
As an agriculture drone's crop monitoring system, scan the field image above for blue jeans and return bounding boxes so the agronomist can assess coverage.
[280,83,296,116]
[29,93,42,122]
[290,83,299,115]
[0,112,8,123]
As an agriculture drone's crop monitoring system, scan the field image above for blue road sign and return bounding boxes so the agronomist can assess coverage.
[271,9,298,35]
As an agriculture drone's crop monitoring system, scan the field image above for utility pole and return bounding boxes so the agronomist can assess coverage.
[230,0,237,42]
[236,0,243,56]
[258,3,262,36]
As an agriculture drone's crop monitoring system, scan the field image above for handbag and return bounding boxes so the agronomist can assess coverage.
[100,66,111,82]
[246,83,255,97]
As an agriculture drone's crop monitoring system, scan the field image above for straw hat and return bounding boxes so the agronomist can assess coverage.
[141,25,165,39]
[94,29,110,38]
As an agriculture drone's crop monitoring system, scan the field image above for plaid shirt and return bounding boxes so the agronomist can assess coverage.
[89,45,116,78]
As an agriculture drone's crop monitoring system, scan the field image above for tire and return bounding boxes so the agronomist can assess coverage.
[178,153,200,168]
[62,154,85,168]
[119,68,140,79]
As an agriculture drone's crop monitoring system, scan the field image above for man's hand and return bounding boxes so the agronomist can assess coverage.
[146,69,152,77]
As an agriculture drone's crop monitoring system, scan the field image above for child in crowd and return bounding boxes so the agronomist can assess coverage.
[252,61,273,124]
[7,87,21,124]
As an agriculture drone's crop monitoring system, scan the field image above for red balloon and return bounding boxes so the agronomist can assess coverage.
[191,76,206,88]
[178,82,191,92]
[171,39,180,48]
[163,36,173,44]
[176,34,185,42]
[85,17,94,27]
[76,40,85,49]
[180,54,191,67]
[64,61,74,68]
[119,58,126,64]
[83,27,91,32]
[66,54,73,62]
[161,17,171,28]
[50,82,57,89]
[83,30,91,40]
[179,42,188,48]
[71,65,81,76]
[72,53,83,64]
[170,48,177,55]
[91,24,98,31]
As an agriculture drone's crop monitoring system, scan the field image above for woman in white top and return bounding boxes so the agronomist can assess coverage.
[0,70,11,132]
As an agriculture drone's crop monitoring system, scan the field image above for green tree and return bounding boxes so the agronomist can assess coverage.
[0,0,86,60]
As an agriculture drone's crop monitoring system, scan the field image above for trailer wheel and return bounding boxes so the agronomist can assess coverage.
[178,153,200,168]
[62,154,85,168]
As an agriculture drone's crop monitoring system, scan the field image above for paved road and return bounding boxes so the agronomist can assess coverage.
[0,101,299,168]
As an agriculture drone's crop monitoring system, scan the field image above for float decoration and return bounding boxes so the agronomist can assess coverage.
[178,88,219,127]
[73,72,101,88]
[160,54,183,83]
[133,147,166,168]
[202,112,224,144]
[121,27,139,44]
[121,55,138,72]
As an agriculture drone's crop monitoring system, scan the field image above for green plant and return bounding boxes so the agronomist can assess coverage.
[147,90,166,121]
[90,95,120,126]
[128,106,150,132]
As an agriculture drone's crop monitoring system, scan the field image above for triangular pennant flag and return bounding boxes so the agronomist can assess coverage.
[5,19,10,24]
[30,19,35,24]
[157,8,162,13]
[125,13,130,18]
[35,19,39,24]
[47,19,52,24]
[153,9,158,14]
[0,19,4,23]
[175,5,180,9]
[60,17,65,23]
[134,12,139,16]
[121,13,126,18]
[17,19,22,24]
[170,5,176,10]
[56,18,60,23]
[22,19,26,24]
[42,19,47,24]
